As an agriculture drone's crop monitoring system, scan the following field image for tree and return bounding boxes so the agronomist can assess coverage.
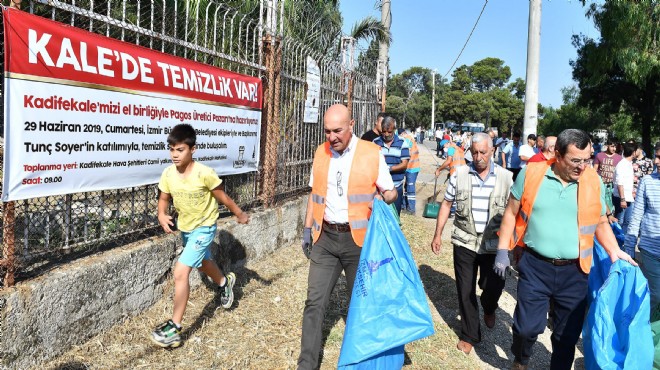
[436,58,523,133]
[385,67,441,128]
[470,57,512,92]
[508,78,526,100]
[572,0,659,154]
[356,39,380,78]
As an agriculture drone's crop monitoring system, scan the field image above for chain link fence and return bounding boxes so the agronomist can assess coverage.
[0,0,380,286]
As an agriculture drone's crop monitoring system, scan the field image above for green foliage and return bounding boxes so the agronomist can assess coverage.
[356,40,380,79]
[433,58,523,132]
[385,68,445,129]
[470,57,512,92]
[572,0,659,154]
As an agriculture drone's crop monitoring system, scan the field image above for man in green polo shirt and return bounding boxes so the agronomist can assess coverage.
[493,129,636,370]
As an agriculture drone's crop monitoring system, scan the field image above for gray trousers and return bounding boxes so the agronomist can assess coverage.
[297,227,362,370]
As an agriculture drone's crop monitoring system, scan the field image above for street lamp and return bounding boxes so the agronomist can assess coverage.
[431,68,437,130]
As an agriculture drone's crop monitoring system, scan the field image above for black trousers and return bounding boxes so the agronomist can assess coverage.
[298,227,362,370]
[512,249,588,369]
[453,245,505,345]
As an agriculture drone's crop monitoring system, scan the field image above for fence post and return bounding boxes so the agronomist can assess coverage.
[341,37,356,117]
[259,0,282,207]
[3,201,16,287]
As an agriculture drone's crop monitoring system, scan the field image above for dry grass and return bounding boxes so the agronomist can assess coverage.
[39,147,483,370]
[39,207,478,369]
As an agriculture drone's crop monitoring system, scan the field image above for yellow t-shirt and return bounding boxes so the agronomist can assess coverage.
[158,162,222,232]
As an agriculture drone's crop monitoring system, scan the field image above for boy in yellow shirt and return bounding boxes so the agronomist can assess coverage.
[151,123,249,348]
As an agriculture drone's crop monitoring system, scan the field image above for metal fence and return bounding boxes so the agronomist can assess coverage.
[0,0,380,286]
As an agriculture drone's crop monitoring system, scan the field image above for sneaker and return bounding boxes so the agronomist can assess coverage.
[220,272,236,309]
[151,320,181,348]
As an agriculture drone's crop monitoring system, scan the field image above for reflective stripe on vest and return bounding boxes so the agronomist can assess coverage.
[510,159,602,273]
[310,140,380,247]
[401,132,420,171]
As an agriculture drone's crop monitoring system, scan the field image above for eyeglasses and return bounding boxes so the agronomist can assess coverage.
[567,157,591,167]
[336,171,343,196]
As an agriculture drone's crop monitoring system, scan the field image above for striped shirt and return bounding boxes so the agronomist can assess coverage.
[625,172,660,256]
[444,162,498,233]
[373,135,410,187]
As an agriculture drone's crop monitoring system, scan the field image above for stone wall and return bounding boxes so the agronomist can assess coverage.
[0,196,307,370]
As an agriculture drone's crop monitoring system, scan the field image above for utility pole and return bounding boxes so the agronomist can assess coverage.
[431,69,436,130]
[523,0,541,138]
[377,0,391,112]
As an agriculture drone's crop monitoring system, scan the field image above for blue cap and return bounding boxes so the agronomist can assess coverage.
[439,139,449,147]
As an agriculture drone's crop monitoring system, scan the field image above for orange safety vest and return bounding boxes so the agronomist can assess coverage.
[510,159,602,273]
[400,132,420,171]
[448,143,466,175]
[310,140,380,247]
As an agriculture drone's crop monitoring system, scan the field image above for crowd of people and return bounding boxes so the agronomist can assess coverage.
[149,106,658,370]
[361,112,655,369]
[429,124,656,369]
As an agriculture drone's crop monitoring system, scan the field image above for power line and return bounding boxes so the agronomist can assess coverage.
[442,0,489,80]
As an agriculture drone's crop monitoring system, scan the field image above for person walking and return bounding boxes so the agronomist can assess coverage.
[151,123,250,348]
[624,143,660,305]
[360,112,386,142]
[493,129,636,370]
[435,139,467,177]
[518,134,538,168]
[398,128,420,214]
[435,127,444,156]
[632,143,654,198]
[612,143,635,232]
[593,139,622,212]
[431,132,513,355]
[528,136,556,163]
[502,132,523,180]
[298,104,397,369]
[374,117,410,216]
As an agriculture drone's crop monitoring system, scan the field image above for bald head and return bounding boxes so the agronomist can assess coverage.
[543,136,557,153]
[323,104,354,153]
[325,104,351,124]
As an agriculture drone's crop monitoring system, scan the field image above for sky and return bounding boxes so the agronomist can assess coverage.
[339,0,601,108]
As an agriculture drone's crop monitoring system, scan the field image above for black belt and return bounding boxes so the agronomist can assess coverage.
[323,220,351,232]
[526,247,578,266]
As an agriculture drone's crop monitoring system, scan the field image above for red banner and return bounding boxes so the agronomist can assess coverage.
[3,8,262,109]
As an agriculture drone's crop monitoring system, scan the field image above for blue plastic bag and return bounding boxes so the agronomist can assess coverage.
[337,199,434,369]
[583,233,653,370]
[588,222,625,304]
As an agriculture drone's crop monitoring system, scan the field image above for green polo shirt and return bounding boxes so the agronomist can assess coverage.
[511,165,606,259]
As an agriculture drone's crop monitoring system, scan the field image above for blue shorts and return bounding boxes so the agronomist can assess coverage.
[179,225,217,268]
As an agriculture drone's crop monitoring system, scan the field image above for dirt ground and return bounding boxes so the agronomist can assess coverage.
[40,139,582,370]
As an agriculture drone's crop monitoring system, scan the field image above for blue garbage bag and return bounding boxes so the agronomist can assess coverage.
[337,199,434,369]
[583,236,653,370]
[588,222,624,304]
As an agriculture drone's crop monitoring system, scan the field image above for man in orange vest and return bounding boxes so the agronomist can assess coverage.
[492,129,637,370]
[434,139,467,177]
[298,104,398,369]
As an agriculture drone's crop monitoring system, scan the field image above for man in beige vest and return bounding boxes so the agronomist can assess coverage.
[431,132,513,355]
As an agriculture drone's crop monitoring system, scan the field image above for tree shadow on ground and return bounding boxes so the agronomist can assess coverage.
[185,230,273,341]
[84,230,276,369]
[50,362,89,370]
[418,264,553,369]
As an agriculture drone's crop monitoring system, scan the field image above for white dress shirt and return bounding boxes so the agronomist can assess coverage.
[309,135,394,223]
